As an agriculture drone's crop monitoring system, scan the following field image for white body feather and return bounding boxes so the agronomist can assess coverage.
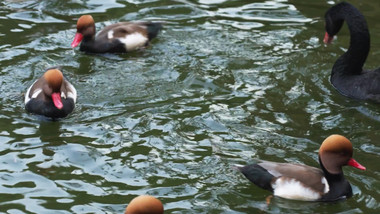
[24,80,38,104]
[272,177,325,200]
[118,32,148,51]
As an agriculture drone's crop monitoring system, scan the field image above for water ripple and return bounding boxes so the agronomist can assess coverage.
[0,0,379,213]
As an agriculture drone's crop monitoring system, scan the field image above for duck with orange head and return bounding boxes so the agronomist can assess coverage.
[237,135,365,202]
[71,15,162,53]
[25,67,77,119]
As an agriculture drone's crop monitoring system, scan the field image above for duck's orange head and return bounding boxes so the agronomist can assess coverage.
[125,195,163,214]
[72,15,95,48]
[44,69,63,92]
[76,15,95,32]
[43,69,64,109]
[319,134,365,174]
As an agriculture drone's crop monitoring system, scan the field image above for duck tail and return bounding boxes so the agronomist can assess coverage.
[236,164,275,192]
[146,22,163,40]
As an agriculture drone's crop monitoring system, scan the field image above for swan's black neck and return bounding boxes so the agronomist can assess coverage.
[330,2,370,77]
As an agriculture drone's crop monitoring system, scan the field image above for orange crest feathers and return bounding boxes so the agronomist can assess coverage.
[125,195,163,214]
[77,15,95,30]
[319,134,353,156]
[44,69,63,90]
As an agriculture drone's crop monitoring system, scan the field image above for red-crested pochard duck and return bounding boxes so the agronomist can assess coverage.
[71,15,162,53]
[237,135,365,201]
[25,67,77,118]
[324,2,380,102]
[125,195,164,214]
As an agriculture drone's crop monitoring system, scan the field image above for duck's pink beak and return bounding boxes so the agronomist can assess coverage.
[52,92,63,109]
[347,158,366,170]
[71,33,83,48]
[323,32,334,44]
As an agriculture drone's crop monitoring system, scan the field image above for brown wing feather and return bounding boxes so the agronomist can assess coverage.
[97,22,148,40]
[258,160,326,194]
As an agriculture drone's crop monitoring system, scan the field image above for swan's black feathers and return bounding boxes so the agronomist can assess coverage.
[325,2,380,102]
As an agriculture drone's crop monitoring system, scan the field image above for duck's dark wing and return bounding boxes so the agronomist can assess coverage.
[238,160,326,194]
[97,22,162,41]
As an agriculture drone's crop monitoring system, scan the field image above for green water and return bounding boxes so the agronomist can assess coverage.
[0,0,379,213]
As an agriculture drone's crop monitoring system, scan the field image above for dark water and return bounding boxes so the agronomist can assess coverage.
[0,0,379,213]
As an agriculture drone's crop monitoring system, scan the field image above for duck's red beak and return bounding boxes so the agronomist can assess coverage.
[52,92,63,109]
[71,33,83,48]
[347,158,366,170]
[323,32,334,44]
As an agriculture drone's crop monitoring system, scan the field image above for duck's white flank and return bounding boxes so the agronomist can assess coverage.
[321,177,330,194]
[66,82,77,103]
[61,91,66,99]
[107,30,114,39]
[31,89,42,98]
[118,32,148,51]
[24,80,39,104]
[272,177,321,201]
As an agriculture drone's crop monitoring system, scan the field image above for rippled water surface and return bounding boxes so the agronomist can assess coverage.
[1,0,379,213]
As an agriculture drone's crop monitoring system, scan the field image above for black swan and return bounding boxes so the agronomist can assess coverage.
[324,2,380,102]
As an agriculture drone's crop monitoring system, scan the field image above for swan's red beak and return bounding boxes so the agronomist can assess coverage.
[347,158,366,170]
[323,32,334,44]
[52,92,63,109]
[71,33,83,48]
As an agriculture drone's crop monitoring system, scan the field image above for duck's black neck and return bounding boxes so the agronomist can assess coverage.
[332,3,370,77]
[319,157,344,181]
[80,35,96,52]
[318,157,352,201]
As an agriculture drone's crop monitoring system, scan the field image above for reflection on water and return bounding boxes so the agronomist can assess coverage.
[0,0,379,213]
